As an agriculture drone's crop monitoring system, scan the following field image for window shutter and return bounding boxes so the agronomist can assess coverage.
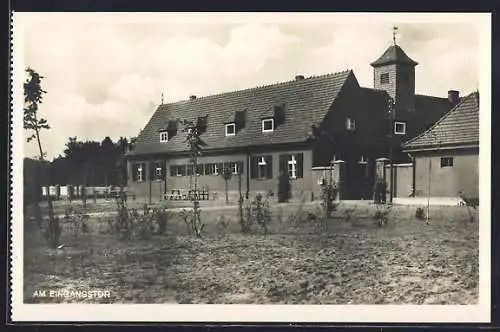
[132,164,138,182]
[160,162,166,180]
[238,161,244,174]
[297,153,304,178]
[170,166,175,176]
[279,154,288,176]
[250,157,257,179]
[148,162,155,181]
[265,155,273,179]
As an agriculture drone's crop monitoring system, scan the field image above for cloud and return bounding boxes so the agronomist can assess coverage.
[20,17,479,159]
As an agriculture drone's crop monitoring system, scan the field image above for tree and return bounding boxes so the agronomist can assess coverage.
[221,165,233,204]
[181,118,207,237]
[24,67,60,248]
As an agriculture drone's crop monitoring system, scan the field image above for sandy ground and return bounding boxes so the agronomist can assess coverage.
[23,202,479,304]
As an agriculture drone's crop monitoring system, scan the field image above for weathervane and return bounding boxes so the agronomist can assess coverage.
[161,92,164,105]
[392,26,398,45]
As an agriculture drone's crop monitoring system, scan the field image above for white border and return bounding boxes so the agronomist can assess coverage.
[10,12,491,323]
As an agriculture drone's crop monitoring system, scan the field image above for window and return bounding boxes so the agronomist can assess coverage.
[262,118,274,132]
[440,157,454,168]
[225,123,236,136]
[279,153,303,179]
[137,165,143,182]
[251,155,272,179]
[288,155,297,179]
[380,72,389,84]
[359,156,369,177]
[394,121,406,135]
[170,165,186,176]
[214,163,219,175]
[232,162,239,175]
[346,118,356,131]
[155,167,162,180]
[258,157,268,178]
[204,163,215,175]
[159,131,168,142]
[196,164,203,176]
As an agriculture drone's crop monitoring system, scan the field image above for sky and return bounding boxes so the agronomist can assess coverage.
[18,13,482,159]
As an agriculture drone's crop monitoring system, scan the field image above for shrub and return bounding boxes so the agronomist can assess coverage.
[415,207,425,220]
[373,179,387,204]
[374,204,391,227]
[180,202,205,237]
[306,206,327,232]
[242,193,271,236]
[217,215,231,231]
[320,180,338,218]
[344,206,356,222]
[277,170,291,203]
[458,191,478,222]
[154,208,169,235]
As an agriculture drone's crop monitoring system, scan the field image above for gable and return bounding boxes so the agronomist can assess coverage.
[403,92,479,151]
[129,70,355,156]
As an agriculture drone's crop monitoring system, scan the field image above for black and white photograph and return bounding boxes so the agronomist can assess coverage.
[10,12,491,322]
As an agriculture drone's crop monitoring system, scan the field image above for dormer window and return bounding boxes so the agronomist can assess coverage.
[159,131,168,142]
[394,121,406,135]
[262,118,274,132]
[225,123,236,136]
[346,118,356,131]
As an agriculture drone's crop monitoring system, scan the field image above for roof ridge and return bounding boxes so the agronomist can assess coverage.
[415,94,449,100]
[404,91,478,147]
[162,69,353,105]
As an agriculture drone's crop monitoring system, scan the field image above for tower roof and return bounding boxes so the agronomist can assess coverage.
[370,45,418,67]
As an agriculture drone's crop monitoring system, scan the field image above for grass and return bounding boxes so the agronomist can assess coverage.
[23,201,479,304]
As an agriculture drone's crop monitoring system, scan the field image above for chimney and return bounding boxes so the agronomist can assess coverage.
[448,90,459,106]
[295,75,305,81]
[189,95,197,100]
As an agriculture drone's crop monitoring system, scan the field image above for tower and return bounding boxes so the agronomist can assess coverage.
[371,28,418,113]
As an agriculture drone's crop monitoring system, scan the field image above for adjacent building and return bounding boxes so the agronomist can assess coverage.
[127,42,460,202]
[402,92,479,199]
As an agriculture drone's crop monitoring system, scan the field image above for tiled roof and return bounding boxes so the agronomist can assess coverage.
[409,94,453,137]
[129,70,354,156]
[403,92,479,150]
[370,45,418,67]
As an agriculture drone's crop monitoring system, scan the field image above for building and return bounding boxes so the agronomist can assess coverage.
[127,41,458,202]
[402,92,479,200]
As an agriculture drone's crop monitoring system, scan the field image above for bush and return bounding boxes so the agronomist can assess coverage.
[306,206,327,232]
[109,197,168,240]
[344,206,356,222]
[373,179,387,204]
[320,180,338,218]
[154,208,169,234]
[415,207,425,220]
[277,170,291,203]
[458,191,478,222]
[180,202,205,237]
[242,193,271,236]
[374,204,391,227]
